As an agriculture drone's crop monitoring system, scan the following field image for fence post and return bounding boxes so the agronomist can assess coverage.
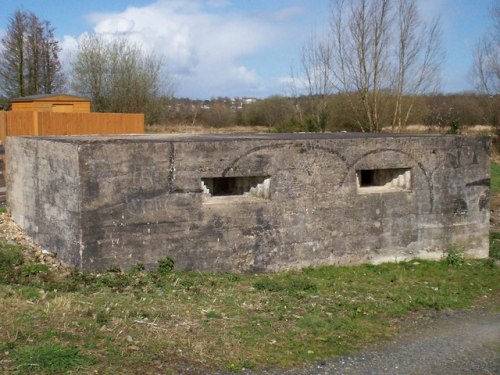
[0,112,6,182]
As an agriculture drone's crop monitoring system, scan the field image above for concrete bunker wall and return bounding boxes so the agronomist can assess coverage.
[7,133,491,272]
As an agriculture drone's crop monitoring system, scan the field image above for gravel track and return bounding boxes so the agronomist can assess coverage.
[228,306,500,375]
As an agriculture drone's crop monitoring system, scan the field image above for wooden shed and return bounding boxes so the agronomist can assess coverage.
[11,94,91,113]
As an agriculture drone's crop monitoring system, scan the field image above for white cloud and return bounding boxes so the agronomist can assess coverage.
[95,17,136,34]
[274,6,305,21]
[63,0,285,98]
[60,35,79,66]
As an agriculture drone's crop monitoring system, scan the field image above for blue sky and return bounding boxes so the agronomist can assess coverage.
[0,0,495,99]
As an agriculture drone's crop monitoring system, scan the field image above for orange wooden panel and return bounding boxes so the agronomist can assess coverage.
[36,112,144,136]
[0,112,6,148]
[7,112,36,136]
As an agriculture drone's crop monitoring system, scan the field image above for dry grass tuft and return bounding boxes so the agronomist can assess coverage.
[145,123,269,134]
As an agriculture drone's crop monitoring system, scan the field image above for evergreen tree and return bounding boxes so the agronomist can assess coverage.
[0,10,63,98]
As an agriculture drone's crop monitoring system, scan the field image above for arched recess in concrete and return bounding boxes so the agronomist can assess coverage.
[346,148,434,214]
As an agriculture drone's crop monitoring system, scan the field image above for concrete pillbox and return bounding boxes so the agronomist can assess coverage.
[7,133,491,272]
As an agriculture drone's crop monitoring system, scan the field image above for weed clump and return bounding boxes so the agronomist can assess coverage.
[129,263,145,275]
[157,257,175,274]
[0,241,24,282]
[490,232,500,260]
[446,246,465,267]
[254,277,282,292]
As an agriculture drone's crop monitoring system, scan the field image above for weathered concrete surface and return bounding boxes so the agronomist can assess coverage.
[7,133,491,272]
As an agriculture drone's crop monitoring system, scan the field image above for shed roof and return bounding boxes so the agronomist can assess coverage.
[11,94,90,102]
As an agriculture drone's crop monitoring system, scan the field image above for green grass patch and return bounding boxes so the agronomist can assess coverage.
[491,163,500,193]
[490,232,500,259]
[205,310,223,319]
[253,275,318,296]
[12,342,95,374]
[0,239,498,373]
[0,241,24,283]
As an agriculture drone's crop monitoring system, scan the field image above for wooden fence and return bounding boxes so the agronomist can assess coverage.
[0,111,143,140]
[0,111,144,180]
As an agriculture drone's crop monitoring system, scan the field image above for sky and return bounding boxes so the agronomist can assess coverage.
[0,0,496,99]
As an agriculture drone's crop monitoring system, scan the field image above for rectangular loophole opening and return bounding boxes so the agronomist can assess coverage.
[201,176,271,200]
[357,168,411,193]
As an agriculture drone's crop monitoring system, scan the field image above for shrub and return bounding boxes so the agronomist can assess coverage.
[157,257,175,274]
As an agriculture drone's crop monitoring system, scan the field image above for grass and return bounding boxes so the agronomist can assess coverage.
[145,123,269,134]
[0,240,498,374]
[12,342,95,374]
[490,232,500,260]
[491,162,500,260]
[491,162,500,193]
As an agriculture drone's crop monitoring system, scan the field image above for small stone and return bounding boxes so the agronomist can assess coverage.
[153,359,162,366]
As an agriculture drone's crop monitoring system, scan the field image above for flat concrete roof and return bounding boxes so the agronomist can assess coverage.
[18,132,477,144]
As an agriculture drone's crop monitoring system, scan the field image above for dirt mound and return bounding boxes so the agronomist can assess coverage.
[0,213,70,273]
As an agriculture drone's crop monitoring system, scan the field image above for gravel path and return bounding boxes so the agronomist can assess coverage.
[232,306,500,375]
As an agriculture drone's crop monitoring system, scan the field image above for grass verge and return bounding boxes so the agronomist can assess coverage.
[0,240,498,374]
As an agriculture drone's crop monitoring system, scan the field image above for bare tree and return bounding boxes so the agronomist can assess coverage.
[391,0,442,131]
[71,34,174,123]
[0,10,63,98]
[472,2,500,95]
[70,35,108,111]
[297,0,443,132]
[297,32,335,131]
[334,0,393,131]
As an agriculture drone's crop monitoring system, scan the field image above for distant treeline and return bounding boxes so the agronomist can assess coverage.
[154,93,499,132]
